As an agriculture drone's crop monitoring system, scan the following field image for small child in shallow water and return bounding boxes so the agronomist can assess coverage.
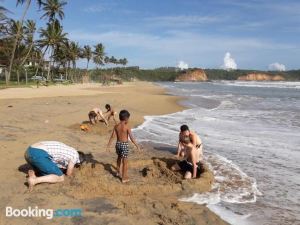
[106,110,140,183]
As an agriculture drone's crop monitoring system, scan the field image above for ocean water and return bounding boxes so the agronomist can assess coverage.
[133,81,300,225]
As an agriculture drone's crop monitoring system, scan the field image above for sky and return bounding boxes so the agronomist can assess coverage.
[2,0,300,70]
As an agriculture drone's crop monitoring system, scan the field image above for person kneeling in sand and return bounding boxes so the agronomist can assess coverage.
[104,104,117,124]
[171,136,202,179]
[24,141,85,191]
[106,110,141,183]
[176,125,203,161]
[88,107,108,126]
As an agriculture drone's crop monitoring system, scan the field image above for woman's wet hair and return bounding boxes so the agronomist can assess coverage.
[180,125,189,132]
[119,110,130,121]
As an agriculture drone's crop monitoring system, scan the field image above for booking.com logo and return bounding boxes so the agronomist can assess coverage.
[5,206,82,219]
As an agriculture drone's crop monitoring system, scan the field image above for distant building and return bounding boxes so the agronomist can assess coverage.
[0,64,6,77]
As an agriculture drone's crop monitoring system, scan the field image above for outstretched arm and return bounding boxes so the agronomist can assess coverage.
[128,128,140,151]
[98,112,108,126]
[66,161,75,176]
[106,128,116,151]
[176,142,183,157]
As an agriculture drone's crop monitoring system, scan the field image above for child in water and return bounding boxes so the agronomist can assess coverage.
[106,110,140,183]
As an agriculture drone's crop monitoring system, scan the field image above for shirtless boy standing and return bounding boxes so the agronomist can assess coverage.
[106,110,140,183]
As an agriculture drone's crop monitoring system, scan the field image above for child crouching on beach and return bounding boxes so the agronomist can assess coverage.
[106,110,140,183]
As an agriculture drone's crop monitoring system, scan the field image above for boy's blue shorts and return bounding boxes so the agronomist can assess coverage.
[24,146,63,176]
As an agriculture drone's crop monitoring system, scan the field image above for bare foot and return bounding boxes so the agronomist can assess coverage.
[27,177,35,192]
[28,170,36,178]
[122,178,130,183]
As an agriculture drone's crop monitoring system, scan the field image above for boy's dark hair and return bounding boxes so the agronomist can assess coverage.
[180,125,189,132]
[105,104,111,111]
[119,110,130,121]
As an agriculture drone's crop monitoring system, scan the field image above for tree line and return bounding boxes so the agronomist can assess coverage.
[0,0,127,85]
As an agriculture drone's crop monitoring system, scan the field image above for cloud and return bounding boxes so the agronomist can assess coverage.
[145,15,221,28]
[177,61,189,70]
[68,29,296,68]
[268,62,286,71]
[69,30,291,52]
[84,5,106,13]
[222,52,237,70]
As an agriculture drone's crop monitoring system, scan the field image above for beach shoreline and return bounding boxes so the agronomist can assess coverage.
[0,82,229,225]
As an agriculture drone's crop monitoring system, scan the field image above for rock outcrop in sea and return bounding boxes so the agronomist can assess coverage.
[237,73,285,81]
[175,69,208,82]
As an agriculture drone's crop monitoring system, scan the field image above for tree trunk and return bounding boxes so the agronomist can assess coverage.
[20,39,34,66]
[47,61,50,81]
[25,69,28,85]
[5,68,9,86]
[17,70,20,85]
[7,0,31,84]
[34,46,49,78]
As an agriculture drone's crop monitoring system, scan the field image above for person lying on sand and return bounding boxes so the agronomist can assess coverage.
[88,107,108,126]
[106,110,141,183]
[171,136,203,179]
[24,141,86,191]
[104,104,117,124]
[176,125,203,161]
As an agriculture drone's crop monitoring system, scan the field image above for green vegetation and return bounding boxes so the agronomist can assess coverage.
[87,67,300,82]
[0,0,127,86]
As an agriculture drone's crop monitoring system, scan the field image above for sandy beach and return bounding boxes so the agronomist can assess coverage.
[0,82,228,225]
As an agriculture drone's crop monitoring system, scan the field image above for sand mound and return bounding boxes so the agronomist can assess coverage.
[67,158,213,199]
[58,157,216,225]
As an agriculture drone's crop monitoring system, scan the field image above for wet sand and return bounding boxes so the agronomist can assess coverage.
[0,82,228,225]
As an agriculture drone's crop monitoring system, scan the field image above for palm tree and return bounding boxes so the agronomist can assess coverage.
[0,6,6,19]
[6,0,42,85]
[93,43,105,68]
[68,41,80,81]
[81,45,92,81]
[20,20,36,66]
[82,45,92,71]
[119,58,128,66]
[41,0,67,22]
[52,40,68,77]
[38,19,67,80]
[13,43,27,84]
[5,19,25,84]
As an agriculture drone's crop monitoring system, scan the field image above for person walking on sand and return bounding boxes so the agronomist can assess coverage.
[176,125,203,161]
[171,136,203,179]
[88,107,108,126]
[104,104,117,124]
[24,141,86,191]
[106,110,141,183]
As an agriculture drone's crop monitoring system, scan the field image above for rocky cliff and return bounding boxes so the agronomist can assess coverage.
[237,73,285,81]
[175,69,208,82]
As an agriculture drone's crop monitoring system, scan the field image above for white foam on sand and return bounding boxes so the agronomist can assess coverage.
[133,111,261,225]
[135,81,300,225]
[213,81,300,89]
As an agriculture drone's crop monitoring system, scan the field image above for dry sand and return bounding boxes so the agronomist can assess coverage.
[0,82,228,225]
